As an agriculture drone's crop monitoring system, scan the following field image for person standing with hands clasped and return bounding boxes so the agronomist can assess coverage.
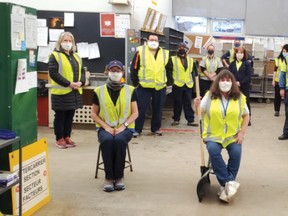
[199,44,223,97]
[48,31,85,149]
[91,60,138,192]
[228,46,252,126]
[194,69,250,203]
[171,42,198,126]
[130,34,172,137]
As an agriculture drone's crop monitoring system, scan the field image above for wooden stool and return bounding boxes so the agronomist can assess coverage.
[95,143,133,178]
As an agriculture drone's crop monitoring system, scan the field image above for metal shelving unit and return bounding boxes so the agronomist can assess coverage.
[0,137,22,216]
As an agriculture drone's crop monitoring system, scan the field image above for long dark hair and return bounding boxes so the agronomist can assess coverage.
[210,69,241,100]
[278,44,288,63]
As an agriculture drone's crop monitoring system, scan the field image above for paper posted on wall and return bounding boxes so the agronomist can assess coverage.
[15,59,29,94]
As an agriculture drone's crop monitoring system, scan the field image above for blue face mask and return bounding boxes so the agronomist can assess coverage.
[283,52,288,57]
[234,43,240,47]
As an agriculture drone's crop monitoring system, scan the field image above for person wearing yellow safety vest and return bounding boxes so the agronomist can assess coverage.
[199,44,223,97]
[278,45,288,140]
[194,69,250,203]
[91,60,138,192]
[171,42,198,127]
[130,34,173,137]
[48,32,85,149]
[273,44,288,118]
[221,40,241,68]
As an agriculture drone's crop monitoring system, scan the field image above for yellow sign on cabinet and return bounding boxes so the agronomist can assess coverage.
[9,138,51,216]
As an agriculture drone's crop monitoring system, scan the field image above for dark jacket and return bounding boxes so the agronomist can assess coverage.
[48,51,85,111]
[228,60,252,94]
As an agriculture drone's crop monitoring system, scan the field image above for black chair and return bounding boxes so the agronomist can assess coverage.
[95,143,133,178]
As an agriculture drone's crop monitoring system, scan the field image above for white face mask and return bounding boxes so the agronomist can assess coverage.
[147,41,159,50]
[219,81,232,92]
[108,72,123,82]
[61,42,73,51]
[236,53,244,61]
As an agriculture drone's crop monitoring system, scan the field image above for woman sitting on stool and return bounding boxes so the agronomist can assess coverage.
[91,60,138,192]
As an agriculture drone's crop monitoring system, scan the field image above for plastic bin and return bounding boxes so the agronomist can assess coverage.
[0,129,16,140]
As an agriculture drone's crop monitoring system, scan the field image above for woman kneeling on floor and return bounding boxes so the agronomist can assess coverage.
[195,69,250,202]
[91,60,138,192]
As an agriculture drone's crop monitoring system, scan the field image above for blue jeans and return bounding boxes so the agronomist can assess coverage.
[98,128,133,180]
[206,141,242,186]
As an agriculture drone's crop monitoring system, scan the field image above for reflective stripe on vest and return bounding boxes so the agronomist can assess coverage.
[202,92,245,148]
[50,52,83,95]
[95,84,135,129]
[138,46,169,90]
[276,58,285,82]
[172,56,194,88]
[199,56,219,78]
[229,49,235,63]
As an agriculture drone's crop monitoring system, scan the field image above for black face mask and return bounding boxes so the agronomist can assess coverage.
[177,48,186,56]
[208,50,214,55]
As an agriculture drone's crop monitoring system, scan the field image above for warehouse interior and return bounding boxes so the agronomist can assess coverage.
[1,0,288,215]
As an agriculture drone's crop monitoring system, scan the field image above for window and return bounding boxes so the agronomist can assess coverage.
[175,16,207,34]
[211,19,244,35]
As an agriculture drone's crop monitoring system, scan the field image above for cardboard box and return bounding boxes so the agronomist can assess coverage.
[266,50,274,59]
[265,61,275,76]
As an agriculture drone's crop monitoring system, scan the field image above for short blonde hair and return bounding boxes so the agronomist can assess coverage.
[54,31,77,52]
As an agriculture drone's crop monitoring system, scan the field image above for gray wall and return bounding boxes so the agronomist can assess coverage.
[173,0,288,36]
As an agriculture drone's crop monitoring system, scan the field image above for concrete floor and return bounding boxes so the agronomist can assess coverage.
[34,101,288,216]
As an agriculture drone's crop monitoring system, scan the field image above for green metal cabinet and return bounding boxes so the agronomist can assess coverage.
[0,3,37,214]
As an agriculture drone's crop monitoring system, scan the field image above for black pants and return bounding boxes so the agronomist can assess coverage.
[283,91,288,135]
[199,79,212,98]
[98,128,133,180]
[172,85,195,122]
[240,87,251,117]
[53,110,75,141]
[274,83,281,112]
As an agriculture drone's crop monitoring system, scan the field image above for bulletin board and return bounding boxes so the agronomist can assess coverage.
[37,10,126,73]
[185,34,211,55]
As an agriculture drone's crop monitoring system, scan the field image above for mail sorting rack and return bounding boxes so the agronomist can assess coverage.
[263,76,275,103]
[250,76,264,102]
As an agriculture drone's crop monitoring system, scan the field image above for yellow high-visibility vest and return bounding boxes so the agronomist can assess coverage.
[171,56,194,88]
[202,92,246,148]
[94,84,135,129]
[138,45,169,90]
[50,51,83,95]
[199,56,220,78]
[275,58,286,82]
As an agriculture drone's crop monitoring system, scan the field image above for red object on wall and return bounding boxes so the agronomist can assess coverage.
[37,96,49,126]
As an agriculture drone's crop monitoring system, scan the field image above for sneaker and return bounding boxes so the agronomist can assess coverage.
[133,132,140,138]
[218,186,230,203]
[153,130,162,136]
[278,134,288,140]
[225,181,240,200]
[103,179,114,192]
[114,178,126,191]
[187,121,198,126]
[274,111,280,117]
[56,138,67,149]
[171,121,180,126]
[65,137,76,147]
